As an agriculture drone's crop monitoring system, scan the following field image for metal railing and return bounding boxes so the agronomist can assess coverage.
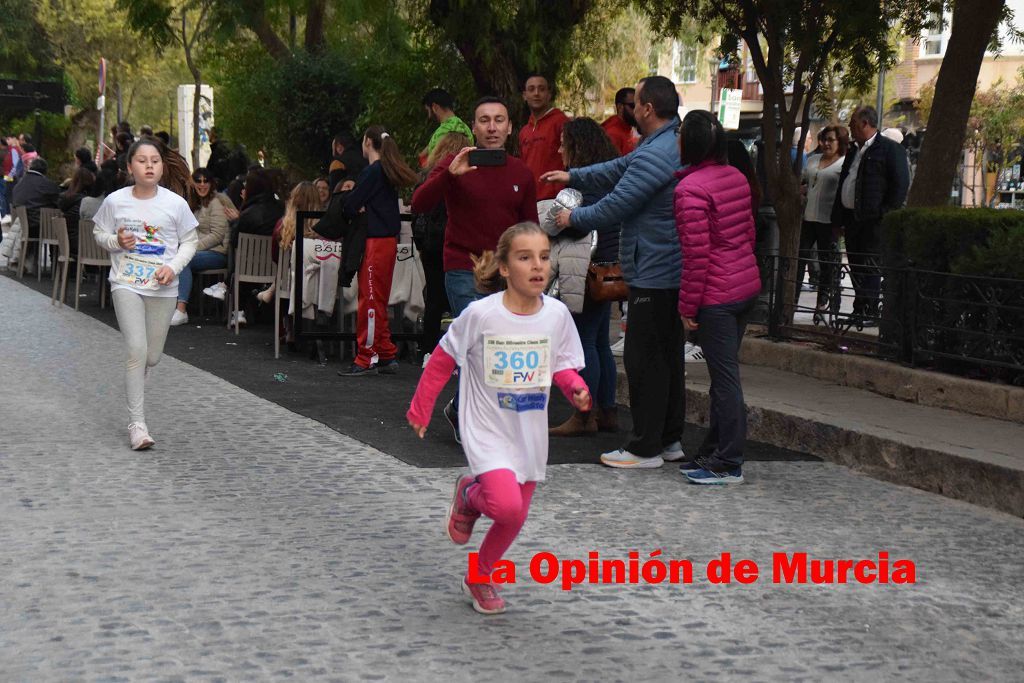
[762,251,1024,385]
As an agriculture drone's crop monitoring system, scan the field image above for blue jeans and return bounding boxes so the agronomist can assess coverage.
[0,178,8,217]
[444,269,482,413]
[177,250,228,303]
[444,269,481,317]
[573,301,616,409]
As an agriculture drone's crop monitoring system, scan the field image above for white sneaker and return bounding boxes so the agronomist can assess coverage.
[600,448,664,469]
[229,310,247,327]
[170,309,188,326]
[684,342,706,363]
[661,441,686,461]
[610,337,625,357]
[203,282,228,300]
[421,352,432,369]
[128,422,155,450]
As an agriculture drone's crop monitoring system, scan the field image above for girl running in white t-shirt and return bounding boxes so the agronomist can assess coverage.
[93,138,198,450]
[407,222,590,614]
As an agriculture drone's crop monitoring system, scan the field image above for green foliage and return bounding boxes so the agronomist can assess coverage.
[0,0,58,78]
[1,112,74,173]
[208,46,361,175]
[884,206,1024,278]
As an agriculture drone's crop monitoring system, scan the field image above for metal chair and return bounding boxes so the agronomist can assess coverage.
[274,247,292,359]
[14,206,37,279]
[37,208,63,282]
[75,219,110,310]
[230,233,275,334]
[50,216,72,306]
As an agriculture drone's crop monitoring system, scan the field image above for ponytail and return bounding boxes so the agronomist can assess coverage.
[363,125,419,188]
[471,221,548,294]
[472,250,503,294]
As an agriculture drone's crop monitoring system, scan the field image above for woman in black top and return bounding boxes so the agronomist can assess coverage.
[338,125,417,377]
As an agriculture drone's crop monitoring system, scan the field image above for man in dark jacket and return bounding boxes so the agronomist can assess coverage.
[327,132,366,191]
[12,157,60,238]
[832,105,909,323]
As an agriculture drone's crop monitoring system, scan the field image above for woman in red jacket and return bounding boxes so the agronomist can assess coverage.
[674,111,761,485]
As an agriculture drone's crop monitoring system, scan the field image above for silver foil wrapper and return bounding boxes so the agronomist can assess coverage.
[541,188,584,236]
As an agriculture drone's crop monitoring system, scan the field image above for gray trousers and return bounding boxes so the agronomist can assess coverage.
[695,296,757,471]
[112,289,176,425]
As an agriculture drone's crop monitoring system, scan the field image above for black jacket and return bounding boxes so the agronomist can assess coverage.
[235,193,284,236]
[12,170,60,238]
[311,189,367,288]
[831,133,910,226]
[343,161,400,239]
[328,148,368,191]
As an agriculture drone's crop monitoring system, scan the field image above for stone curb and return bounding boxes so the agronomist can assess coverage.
[615,361,1024,518]
[738,336,1024,424]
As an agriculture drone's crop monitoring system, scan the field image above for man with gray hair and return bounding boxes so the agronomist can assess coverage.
[831,105,909,326]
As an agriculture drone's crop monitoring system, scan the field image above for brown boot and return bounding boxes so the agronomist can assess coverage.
[549,410,598,437]
[595,406,619,433]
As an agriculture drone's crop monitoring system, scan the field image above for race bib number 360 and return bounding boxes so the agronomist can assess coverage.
[115,252,164,290]
[484,335,551,388]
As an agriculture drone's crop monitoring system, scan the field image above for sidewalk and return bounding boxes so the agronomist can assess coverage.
[3,271,1024,681]
[618,354,1024,517]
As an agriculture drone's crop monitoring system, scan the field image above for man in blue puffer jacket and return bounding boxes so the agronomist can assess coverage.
[543,75,686,469]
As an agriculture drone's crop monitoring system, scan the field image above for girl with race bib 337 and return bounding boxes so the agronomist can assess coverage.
[93,137,198,450]
[407,222,590,615]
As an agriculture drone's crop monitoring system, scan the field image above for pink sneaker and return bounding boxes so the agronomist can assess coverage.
[462,578,506,614]
[445,475,480,545]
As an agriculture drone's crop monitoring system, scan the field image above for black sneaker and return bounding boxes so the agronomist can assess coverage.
[378,359,399,375]
[338,363,377,377]
[444,399,462,445]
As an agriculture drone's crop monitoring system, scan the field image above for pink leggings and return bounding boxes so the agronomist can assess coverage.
[465,469,536,579]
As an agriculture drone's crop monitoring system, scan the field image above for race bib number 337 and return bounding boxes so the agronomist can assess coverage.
[115,252,164,290]
[484,335,551,388]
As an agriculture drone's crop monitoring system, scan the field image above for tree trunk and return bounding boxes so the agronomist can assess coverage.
[183,11,203,168]
[907,0,1005,207]
[243,0,289,60]
[304,0,326,52]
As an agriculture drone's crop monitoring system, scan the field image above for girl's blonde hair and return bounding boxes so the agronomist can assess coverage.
[426,132,471,171]
[278,181,323,251]
[472,222,548,294]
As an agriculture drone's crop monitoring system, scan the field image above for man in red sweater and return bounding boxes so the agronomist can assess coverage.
[411,95,538,442]
[601,87,639,156]
[518,74,569,201]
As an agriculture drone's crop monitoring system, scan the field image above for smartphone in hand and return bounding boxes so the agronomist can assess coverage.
[468,149,507,167]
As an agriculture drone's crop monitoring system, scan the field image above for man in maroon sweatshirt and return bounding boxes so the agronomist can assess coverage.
[411,95,538,442]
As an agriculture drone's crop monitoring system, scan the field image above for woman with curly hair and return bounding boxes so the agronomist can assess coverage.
[543,117,622,436]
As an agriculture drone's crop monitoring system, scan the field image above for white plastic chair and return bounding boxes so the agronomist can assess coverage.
[50,216,72,306]
[75,219,110,310]
[230,233,275,334]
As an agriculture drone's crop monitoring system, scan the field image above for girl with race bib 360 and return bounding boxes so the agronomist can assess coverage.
[407,222,590,615]
[93,137,198,450]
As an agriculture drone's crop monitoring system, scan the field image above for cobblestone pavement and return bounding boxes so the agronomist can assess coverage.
[2,277,1023,682]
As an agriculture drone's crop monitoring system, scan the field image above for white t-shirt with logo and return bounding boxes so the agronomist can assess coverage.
[441,292,585,483]
[92,186,199,297]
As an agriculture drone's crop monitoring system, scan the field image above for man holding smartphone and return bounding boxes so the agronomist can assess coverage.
[411,95,538,442]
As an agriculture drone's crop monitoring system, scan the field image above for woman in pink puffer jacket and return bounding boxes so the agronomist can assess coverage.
[673,110,760,485]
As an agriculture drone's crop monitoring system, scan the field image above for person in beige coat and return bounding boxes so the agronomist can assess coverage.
[171,167,234,325]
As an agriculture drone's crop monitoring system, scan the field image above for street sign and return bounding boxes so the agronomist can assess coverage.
[718,88,742,130]
[98,58,106,94]
[96,95,105,111]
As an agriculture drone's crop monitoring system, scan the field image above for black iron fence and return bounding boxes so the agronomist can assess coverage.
[762,251,1024,385]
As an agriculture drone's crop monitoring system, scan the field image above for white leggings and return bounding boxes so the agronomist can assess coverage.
[112,289,177,424]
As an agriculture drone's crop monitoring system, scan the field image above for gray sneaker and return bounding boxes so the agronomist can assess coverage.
[599,448,664,469]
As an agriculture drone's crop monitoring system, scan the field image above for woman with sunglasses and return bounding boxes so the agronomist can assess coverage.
[170,168,230,325]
